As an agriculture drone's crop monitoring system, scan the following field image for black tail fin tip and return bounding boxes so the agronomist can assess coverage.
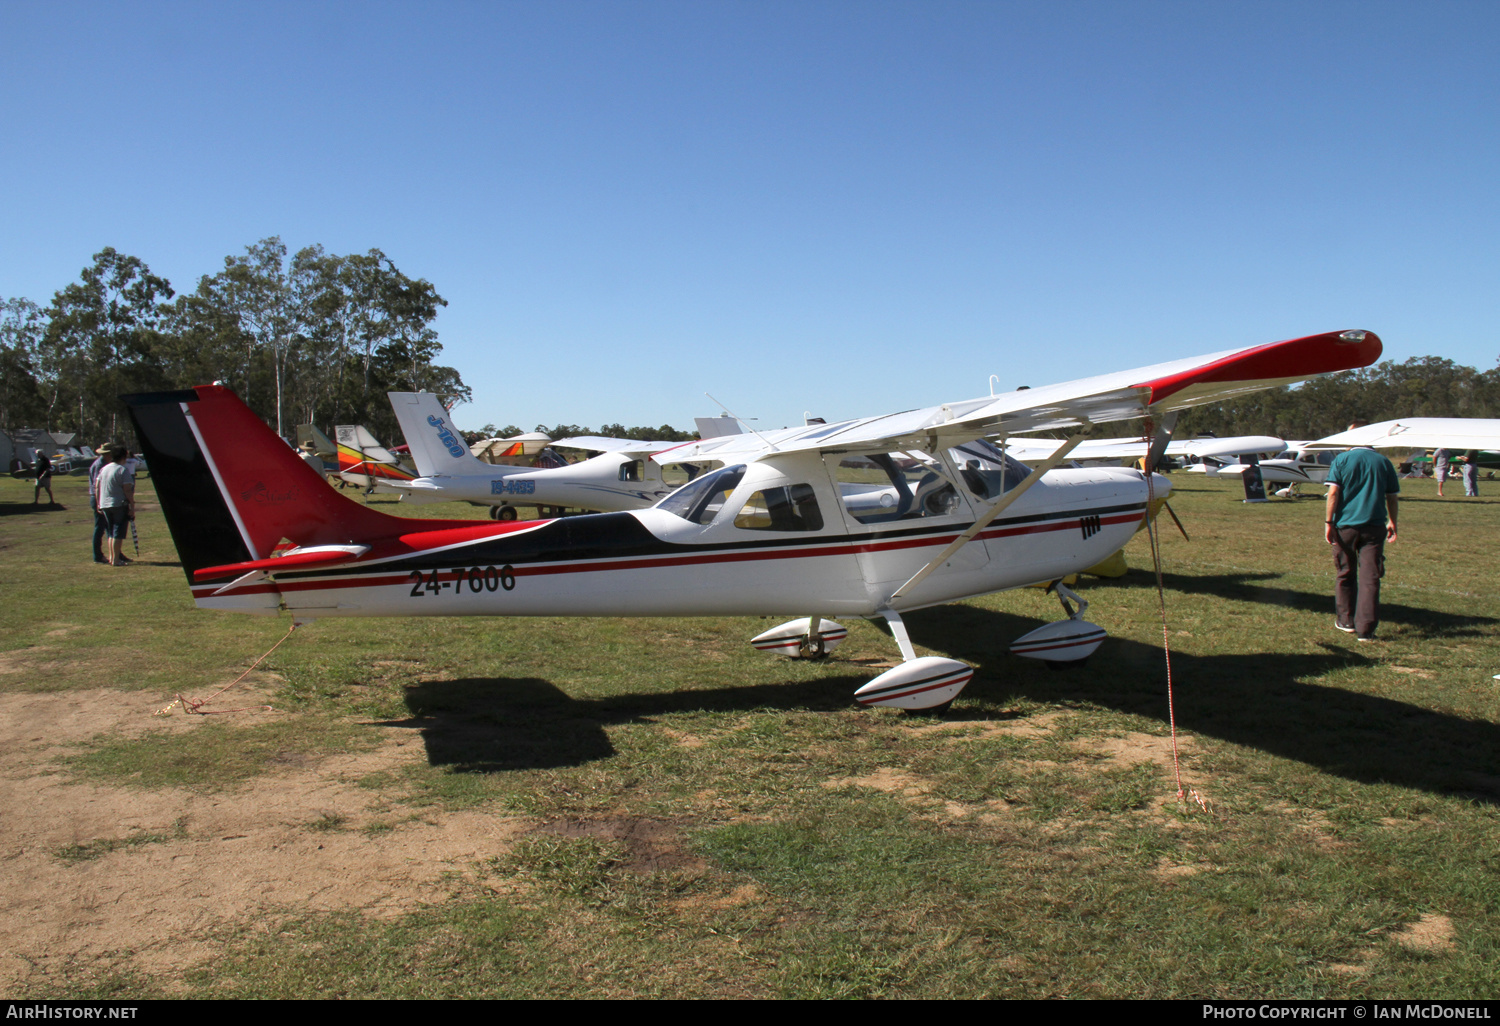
[123,390,252,581]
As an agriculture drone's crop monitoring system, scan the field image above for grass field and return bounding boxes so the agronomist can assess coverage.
[2,469,1497,998]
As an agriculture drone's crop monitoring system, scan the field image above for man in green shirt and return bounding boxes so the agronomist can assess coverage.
[1324,427,1400,642]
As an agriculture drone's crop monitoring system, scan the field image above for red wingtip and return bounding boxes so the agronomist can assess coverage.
[1138,330,1383,407]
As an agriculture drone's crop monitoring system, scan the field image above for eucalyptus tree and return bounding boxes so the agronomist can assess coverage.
[41,248,174,439]
[0,297,47,432]
[199,237,301,436]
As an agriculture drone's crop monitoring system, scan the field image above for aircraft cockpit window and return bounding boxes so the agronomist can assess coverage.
[833,452,972,524]
[948,441,1033,499]
[656,464,747,525]
[733,484,824,532]
[618,459,644,482]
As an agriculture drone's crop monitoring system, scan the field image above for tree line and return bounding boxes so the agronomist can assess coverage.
[1181,356,1500,442]
[463,421,700,445]
[1,240,469,447]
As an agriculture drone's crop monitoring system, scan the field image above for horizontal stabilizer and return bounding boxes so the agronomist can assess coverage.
[191,544,371,582]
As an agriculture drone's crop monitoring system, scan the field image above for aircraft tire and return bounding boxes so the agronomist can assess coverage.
[903,699,955,717]
[498,506,518,521]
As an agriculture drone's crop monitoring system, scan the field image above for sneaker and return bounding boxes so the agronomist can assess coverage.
[1335,620,1355,634]
[1355,635,1375,643]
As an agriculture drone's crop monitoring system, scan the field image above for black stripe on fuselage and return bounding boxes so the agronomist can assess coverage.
[259,501,1146,584]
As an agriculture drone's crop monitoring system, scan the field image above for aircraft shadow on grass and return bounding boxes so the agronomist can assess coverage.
[905,602,1500,804]
[1090,568,1497,637]
[382,598,1500,803]
[380,672,871,774]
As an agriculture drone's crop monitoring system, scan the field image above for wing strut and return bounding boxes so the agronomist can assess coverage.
[888,428,1091,603]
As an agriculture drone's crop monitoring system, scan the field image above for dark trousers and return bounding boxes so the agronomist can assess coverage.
[1332,522,1386,638]
[92,506,107,562]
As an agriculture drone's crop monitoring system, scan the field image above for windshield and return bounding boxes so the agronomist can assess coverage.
[656,464,747,524]
[949,440,1034,499]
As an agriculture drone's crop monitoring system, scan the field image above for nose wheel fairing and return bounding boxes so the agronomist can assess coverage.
[1009,581,1108,666]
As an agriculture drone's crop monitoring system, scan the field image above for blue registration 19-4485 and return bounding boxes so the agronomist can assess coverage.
[491,479,536,496]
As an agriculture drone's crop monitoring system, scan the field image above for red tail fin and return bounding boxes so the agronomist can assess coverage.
[124,384,441,575]
[181,386,404,559]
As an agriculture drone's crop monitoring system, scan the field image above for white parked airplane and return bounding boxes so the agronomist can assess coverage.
[1006,435,1285,467]
[123,329,1382,711]
[387,392,707,519]
[1304,418,1500,452]
[1219,419,1500,497]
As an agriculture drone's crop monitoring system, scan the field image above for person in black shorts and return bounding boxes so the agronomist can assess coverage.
[32,451,55,505]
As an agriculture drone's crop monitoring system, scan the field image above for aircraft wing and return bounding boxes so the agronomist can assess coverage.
[1303,418,1500,451]
[1167,435,1286,459]
[653,330,1382,463]
[552,435,685,456]
[1000,434,1285,463]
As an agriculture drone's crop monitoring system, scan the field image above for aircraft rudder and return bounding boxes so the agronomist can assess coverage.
[122,388,254,580]
[126,385,404,572]
[388,391,488,477]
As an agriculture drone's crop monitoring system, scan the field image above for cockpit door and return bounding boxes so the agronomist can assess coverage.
[822,448,991,594]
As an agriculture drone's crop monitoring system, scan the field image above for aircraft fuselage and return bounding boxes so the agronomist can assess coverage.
[191,456,1161,622]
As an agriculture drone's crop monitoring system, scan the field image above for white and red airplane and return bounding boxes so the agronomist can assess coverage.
[1197,444,1330,498]
[388,391,709,518]
[124,329,1382,711]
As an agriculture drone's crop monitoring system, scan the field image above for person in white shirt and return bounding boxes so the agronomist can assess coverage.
[96,448,137,566]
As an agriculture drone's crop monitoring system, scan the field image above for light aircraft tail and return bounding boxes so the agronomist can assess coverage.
[333,424,417,485]
[388,392,491,478]
[122,387,452,582]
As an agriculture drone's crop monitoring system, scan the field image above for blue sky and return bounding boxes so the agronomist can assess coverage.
[2,1,1496,435]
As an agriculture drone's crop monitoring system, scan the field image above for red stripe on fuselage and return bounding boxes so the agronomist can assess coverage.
[190,508,1145,598]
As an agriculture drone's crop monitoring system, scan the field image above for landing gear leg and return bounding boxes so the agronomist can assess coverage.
[881,609,918,662]
[799,617,830,660]
[1012,581,1106,668]
[1049,581,1088,621]
[850,609,973,713]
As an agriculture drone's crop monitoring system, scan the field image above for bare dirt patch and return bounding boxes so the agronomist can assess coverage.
[823,767,1013,822]
[667,883,762,913]
[663,727,704,749]
[1389,913,1456,953]
[904,710,1063,741]
[976,711,1065,740]
[1088,731,1192,772]
[1151,857,1212,882]
[1331,913,1457,972]
[826,766,929,795]
[0,688,535,991]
